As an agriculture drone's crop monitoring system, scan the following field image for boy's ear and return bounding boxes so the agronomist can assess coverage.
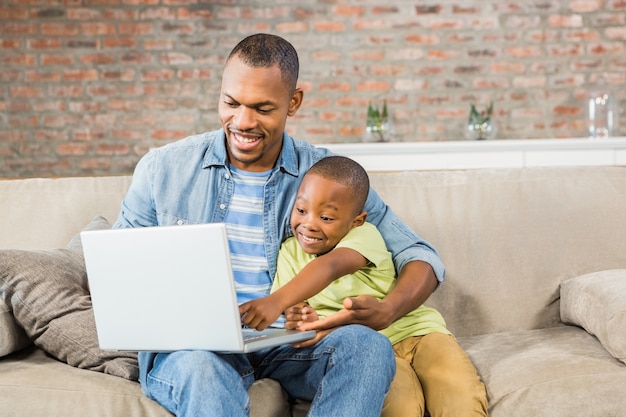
[351,211,367,228]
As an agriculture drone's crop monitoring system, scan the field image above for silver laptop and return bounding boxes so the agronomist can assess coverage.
[81,222,315,353]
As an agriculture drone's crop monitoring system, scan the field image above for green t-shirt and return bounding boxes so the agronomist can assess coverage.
[272,222,450,345]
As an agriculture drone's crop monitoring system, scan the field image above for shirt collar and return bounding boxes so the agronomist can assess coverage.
[202,129,228,169]
[202,129,299,177]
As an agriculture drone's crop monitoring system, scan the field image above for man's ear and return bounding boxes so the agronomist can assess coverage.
[288,88,304,116]
[351,211,368,228]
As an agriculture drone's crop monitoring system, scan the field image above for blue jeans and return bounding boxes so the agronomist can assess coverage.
[139,325,395,417]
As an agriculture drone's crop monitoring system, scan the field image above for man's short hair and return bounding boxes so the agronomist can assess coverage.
[227,33,299,92]
[307,156,370,214]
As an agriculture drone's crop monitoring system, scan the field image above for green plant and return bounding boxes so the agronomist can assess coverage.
[366,100,389,142]
[467,101,494,140]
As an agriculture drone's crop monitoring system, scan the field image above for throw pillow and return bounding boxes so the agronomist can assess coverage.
[560,269,626,364]
[0,216,139,380]
[66,215,112,254]
[0,297,30,357]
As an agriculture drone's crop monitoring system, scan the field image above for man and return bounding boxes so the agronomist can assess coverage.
[114,33,447,417]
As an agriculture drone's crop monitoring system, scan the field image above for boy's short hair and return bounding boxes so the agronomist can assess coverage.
[227,33,299,92]
[307,156,370,213]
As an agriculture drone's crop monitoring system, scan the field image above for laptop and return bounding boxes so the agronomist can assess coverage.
[81,222,315,353]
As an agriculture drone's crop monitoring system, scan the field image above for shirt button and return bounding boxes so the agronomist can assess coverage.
[219,204,226,210]
[224,173,230,179]
[176,219,184,225]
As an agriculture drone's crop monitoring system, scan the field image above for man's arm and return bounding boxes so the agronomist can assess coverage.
[296,260,437,332]
[360,260,439,328]
[113,151,158,229]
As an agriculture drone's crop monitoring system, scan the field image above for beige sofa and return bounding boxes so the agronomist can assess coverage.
[2,166,626,417]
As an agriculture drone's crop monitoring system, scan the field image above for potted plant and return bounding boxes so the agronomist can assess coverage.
[466,101,495,140]
[365,99,390,142]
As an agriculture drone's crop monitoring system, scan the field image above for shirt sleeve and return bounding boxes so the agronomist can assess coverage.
[272,237,314,291]
[363,187,446,285]
[334,223,391,269]
[113,151,158,229]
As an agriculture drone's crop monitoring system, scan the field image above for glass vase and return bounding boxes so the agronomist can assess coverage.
[363,121,392,143]
[465,119,496,140]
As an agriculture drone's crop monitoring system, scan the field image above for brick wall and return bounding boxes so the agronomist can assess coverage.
[1,0,625,178]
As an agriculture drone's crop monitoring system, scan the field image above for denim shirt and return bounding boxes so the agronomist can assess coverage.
[113,129,445,284]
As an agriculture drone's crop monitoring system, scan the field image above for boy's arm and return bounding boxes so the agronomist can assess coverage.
[239,247,367,330]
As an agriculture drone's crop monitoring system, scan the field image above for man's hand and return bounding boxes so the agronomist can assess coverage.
[291,328,334,348]
[297,295,394,332]
[285,297,391,348]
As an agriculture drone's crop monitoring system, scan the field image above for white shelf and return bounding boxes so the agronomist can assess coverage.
[317,138,626,172]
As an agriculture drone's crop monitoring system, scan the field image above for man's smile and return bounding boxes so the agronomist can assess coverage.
[230,130,262,146]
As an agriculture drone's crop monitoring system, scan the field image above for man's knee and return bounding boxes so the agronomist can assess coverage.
[328,325,396,382]
[145,351,251,416]
[331,325,393,355]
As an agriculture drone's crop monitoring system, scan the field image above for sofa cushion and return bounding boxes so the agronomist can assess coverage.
[0,346,170,417]
[0,176,133,251]
[369,167,626,338]
[0,216,138,380]
[560,269,626,364]
[459,326,626,417]
[0,345,293,417]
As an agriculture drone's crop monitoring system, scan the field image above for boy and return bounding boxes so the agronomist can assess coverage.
[240,156,488,417]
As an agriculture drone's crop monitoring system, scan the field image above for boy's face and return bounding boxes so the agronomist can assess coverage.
[290,173,366,255]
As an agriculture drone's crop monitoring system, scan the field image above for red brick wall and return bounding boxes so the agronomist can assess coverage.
[1,1,625,177]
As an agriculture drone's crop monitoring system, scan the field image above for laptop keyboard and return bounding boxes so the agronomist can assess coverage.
[242,330,268,342]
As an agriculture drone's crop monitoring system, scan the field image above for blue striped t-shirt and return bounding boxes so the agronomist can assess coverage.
[224,166,272,304]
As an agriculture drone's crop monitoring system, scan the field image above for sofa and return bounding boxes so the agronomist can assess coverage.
[1,165,625,417]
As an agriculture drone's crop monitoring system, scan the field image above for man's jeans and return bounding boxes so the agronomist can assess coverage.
[139,325,395,417]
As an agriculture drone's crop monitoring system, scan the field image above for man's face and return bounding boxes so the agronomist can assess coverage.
[290,173,366,255]
[219,55,302,172]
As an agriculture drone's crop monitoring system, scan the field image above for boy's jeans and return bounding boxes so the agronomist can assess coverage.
[139,325,395,417]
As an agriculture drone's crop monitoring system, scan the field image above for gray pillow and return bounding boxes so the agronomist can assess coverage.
[561,269,626,364]
[0,216,138,380]
[66,215,112,253]
[0,297,30,357]
[0,215,111,358]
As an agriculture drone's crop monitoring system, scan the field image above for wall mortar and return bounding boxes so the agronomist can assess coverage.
[0,0,625,177]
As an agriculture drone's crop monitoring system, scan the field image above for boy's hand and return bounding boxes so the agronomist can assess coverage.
[285,303,335,349]
[285,303,319,329]
[239,297,283,331]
